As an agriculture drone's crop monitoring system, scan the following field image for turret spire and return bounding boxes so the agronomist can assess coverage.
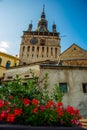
[52,21,57,33]
[27,20,33,31]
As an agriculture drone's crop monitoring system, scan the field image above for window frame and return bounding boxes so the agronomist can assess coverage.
[59,82,68,93]
[82,83,87,93]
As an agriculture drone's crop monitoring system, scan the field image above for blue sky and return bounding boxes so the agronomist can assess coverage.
[0,0,87,56]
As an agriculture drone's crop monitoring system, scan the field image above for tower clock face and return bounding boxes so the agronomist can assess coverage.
[30,37,38,44]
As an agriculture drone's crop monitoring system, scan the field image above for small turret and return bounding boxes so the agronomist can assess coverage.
[52,22,57,33]
[28,21,33,31]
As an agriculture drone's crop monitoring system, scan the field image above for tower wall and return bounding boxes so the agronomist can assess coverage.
[19,32,60,65]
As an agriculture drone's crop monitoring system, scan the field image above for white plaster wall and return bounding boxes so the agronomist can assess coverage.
[40,68,87,117]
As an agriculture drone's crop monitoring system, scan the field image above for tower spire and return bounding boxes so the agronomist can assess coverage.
[41,4,45,19]
[36,5,49,32]
[43,4,45,12]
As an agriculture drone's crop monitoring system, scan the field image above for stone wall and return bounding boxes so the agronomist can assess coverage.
[40,65,87,117]
[61,59,87,66]
[3,64,40,81]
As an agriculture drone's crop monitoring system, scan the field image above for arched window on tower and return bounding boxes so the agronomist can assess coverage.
[42,47,44,52]
[51,48,53,56]
[27,46,30,52]
[55,48,57,58]
[37,47,39,52]
[23,46,25,52]
[6,61,11,68]
[47,47,49,57]
[0,57,2,65]
[32,46,35,51]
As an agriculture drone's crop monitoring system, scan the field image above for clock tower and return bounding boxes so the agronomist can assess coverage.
[19,6,61,65]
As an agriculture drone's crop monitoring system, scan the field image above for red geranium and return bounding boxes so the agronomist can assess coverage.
[46,100,54,108]
[40,105,46,111]
[0,100,4,108]
[32,99,38,106]
[9,95,14,99]
[33,107,38,114]
[14,108,22,116]
[7,114,15,122]
[23,98,30,105]
[0,111,7,118]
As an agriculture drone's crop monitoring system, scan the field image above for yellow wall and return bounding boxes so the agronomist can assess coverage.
[0,51,19,78]
[0,66,6,78]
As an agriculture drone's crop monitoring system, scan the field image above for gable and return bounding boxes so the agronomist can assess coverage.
[60,44,87,59]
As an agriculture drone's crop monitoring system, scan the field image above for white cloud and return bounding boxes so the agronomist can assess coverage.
[0,41,10,53]
[0,48,7,53]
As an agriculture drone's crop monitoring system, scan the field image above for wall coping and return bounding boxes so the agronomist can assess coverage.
[40,64,87,70]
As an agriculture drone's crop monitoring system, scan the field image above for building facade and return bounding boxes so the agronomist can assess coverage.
[1,7,87,117]
[60,44,87,66]
[40,65,87,117]
[19,7,60,65]
[0,51,19,79]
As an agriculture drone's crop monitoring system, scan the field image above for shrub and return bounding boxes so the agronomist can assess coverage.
[0,70,82,127]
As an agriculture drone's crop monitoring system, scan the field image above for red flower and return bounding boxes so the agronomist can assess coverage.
[33,107,38,114]
[57,102,63,107]
[9,95,13,99]
[46,100,54,108]
[56,107,64,116]
[75,109,79,115]
[0,100,4,108]
[4,101,9,106]
[1,111,7,118]
[32,99,38,106]
[0,115,3,121]
[66,106,75,115]
[14,108,22,116]
[40,105,46,111]
[23,98,30,105]
[7,114,15,122]
[6,108,11,113]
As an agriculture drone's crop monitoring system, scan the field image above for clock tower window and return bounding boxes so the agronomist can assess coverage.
[40,39,45,45]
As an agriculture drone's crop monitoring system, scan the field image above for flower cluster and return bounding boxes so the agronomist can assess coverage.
[0,97,82,127]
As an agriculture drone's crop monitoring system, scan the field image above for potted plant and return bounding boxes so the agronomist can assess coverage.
[0,72,85,130]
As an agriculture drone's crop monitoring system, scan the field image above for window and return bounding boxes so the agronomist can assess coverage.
[24,75,30,77]
[7,76,13,79]
[14,63,17,66]
[42,47,44,52]
[6,61,11,68]
[51,48,53,56]
[27,46,30,52]
[0,58,2,65]
[32,46,35,51]
[40,39,45,45]
[23,46,25,52]
[32,54,34,57]
[59,83,68,93]
[82,83,87,93]
[55,48,57,58]
[37,47,39,52]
